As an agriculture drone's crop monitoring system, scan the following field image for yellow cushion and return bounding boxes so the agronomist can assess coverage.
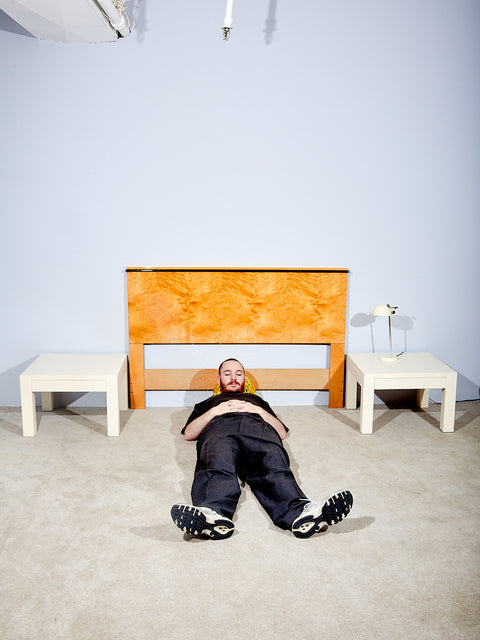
[213,376,256,395]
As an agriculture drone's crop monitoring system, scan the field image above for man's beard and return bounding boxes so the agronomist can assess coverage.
[220,381,245,393]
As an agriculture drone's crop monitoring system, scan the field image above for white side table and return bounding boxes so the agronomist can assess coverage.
[20,354,128,437]
[345,352,457,434]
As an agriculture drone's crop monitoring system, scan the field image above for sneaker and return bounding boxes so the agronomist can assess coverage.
[291,491,353,539]
[171,504,235,540]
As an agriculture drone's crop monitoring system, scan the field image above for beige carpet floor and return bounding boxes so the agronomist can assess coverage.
[1,401,479,640]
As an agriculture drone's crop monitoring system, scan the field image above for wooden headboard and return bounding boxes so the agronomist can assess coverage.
[126,268,349,409]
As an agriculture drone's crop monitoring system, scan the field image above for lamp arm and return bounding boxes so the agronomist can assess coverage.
[388,316,393,355]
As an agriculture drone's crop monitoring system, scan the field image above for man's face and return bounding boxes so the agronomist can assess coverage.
[218,360,245,393]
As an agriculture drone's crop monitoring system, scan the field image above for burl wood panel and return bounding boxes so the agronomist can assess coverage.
[127,270,347,345]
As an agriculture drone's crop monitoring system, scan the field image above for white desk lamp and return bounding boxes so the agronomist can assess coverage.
[372,304,398,362]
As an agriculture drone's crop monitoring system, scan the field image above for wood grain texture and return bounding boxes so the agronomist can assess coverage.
[144,368,330,391]
[328,342,346,408]
[128,343,145,409]
[127,270,347,344]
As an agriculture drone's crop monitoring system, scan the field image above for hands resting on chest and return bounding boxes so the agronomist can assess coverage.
[184,398,287,441]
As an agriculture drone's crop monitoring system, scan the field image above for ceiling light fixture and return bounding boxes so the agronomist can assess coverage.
[222,0,233,40]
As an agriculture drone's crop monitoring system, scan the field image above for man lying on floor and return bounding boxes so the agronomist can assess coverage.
[171,358,353,540]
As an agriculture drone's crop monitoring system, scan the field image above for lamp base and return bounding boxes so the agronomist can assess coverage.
[377,353,397,363]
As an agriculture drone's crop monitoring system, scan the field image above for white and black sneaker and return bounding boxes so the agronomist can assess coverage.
[171,504,235,540]
[291,491,353,539]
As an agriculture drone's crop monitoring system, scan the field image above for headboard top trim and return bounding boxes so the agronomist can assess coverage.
[126,267,349,273]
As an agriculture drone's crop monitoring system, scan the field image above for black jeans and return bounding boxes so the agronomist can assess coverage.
[192,413,307,529]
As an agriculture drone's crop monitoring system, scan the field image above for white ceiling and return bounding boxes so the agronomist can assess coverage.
[0,0,127,42]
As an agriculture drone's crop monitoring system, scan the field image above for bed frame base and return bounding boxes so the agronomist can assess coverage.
[128,343,345,409]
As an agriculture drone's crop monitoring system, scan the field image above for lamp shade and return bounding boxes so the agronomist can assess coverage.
[372,304,394,317]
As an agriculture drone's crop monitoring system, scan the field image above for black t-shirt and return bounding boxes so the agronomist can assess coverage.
[181,392,287,434]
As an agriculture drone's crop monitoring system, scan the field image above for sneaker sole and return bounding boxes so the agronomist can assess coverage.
[292,491,353,539]
[171,504,234,540]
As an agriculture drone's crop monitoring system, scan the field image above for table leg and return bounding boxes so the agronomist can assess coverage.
[359,378,375,435]
[345,365,358,409]
[41,392,54,411]
[416,388,429,409]
[106,375,120,437]
[20,376,37,437]
[119,365,129,411]
[440,384,456,433]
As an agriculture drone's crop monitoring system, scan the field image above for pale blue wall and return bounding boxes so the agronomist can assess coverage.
[1,0,479,407]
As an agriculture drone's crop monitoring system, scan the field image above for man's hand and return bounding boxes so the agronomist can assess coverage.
[184,398,246,440]
[222,399,248,412]
[223,400,287,439]
[184,398,287,441]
